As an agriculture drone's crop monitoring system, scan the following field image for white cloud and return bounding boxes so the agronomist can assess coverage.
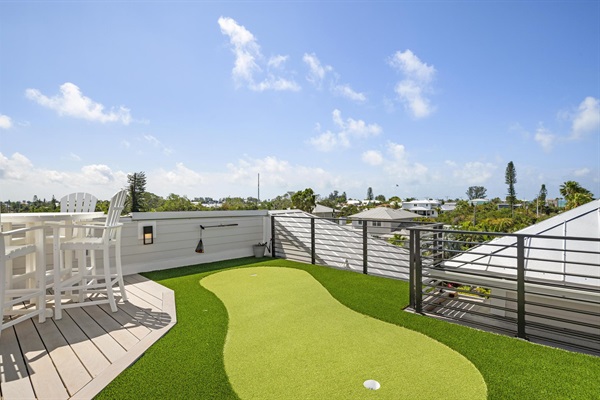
[68,153,81,162]
[573,167,590,177]
[304,53,366,102]
[218,16,299,92]
[25,82,132,124]
[144,134,174,155]
[268,55,288,69]
[450,161,497,185]
[303,53,332,88]
[154,162,204,187]
[0,152,127,198]
[308,131,339,152]
[530,97,599,151]
[333,84,366,102]
[226,156,339,193]
[309,109,381,152]
[383,142,429,183]
[534,126,557,152]
[389,49,436,118]
[570,96,600,139]
[362,150,383,166]
[0,114,12,129]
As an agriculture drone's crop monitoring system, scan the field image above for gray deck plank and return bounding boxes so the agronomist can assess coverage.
[53,310,111,378]
[65,307,126,364]
[35,318,92,396]
[1,274,176,400]
[0,325,36,399]
[83,306,140,351]
[14,319,69,400]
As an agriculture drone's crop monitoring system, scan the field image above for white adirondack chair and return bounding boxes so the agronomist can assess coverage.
[58,192,98,271]
[1,226,47,338]
[52,189,128,320]
[60,192,98,213]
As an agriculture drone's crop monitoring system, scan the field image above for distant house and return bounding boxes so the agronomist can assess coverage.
[440,202,457,212]
[498,203,522,210]
[546,198,567,208]
[349,207,420,235]
[402,200,441,218]
[469,198,489,206]
[311,204,337,218]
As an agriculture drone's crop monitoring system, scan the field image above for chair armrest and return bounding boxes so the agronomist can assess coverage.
[1,225,46,236]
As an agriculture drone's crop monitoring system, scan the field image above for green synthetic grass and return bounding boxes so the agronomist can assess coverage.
[201,267,486,399]
[96,258,600,400]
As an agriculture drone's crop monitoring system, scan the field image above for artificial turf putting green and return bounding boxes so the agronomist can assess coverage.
[201,266,487,399]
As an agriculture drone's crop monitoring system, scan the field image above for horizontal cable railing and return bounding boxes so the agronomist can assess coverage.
[409,225,600,356]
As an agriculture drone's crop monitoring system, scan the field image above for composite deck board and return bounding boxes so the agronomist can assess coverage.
[0,274,176,400]
[0,326,37,399]
[53,311,111,378]
[35,317,92,396]
[14,319,69,400]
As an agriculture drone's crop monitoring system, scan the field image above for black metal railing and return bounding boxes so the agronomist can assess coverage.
[271,214,425,280]
[409,225,600,355]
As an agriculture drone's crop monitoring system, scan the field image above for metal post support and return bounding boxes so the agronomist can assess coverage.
[409,229,415,309]
[311,218,316,265]
[517,235,527,339]
[414,230,423,314]
[362,223,368,274]
[270,216,276,259]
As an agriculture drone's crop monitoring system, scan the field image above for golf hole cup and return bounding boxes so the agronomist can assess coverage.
[363,379,381,390]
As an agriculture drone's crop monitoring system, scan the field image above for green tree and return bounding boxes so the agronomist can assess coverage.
[505,161,517,216]
[127,171,147,212]
[388,196,401,208]
[536,184,547,216]
[366,187,374,201]
[291,188,316,212]
[157,194,197,211]
[143,192,164,211]
[375,194,386,202]
[466,186,487,200]
[560,181,594,210]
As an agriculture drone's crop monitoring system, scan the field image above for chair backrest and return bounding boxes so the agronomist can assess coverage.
[104,190,128,234]
[60,192,98,213]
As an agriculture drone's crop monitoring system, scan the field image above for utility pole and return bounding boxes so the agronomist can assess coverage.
[257,173,260,203]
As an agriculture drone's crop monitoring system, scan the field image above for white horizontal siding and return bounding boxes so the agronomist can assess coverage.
[121,212,268,274]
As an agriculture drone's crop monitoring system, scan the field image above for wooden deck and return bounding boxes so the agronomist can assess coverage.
[0,274,176,399]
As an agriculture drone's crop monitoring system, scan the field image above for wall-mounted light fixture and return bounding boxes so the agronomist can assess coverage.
[143,225,154,245]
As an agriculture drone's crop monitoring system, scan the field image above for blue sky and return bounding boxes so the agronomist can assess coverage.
[1,1,598,203]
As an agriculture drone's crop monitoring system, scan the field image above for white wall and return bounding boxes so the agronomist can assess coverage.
[121,211,270,274]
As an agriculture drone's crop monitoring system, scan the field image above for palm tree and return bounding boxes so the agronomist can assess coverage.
[559,181,594,210]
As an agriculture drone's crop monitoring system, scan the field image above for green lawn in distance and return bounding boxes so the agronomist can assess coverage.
[201,266,487,399]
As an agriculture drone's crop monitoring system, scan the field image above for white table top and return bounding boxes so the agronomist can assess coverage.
[0,212,105,223]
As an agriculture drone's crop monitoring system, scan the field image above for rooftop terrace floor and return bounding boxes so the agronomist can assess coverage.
[0,274,176,400]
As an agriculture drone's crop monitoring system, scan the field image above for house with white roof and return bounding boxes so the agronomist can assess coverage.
[349,207,420,236]
[402,199,441,218]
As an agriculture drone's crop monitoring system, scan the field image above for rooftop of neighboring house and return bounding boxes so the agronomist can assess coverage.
[349,206,420,220]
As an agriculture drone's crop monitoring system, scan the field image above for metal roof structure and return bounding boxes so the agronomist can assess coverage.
[442,200,600,290]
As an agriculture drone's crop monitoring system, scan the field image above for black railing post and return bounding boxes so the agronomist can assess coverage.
[517,235,526,339]
[362,223,368,274]
[409,229,415,309]
[311,217,316,265]
[414,230,423,314]
[271,215,276,258]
